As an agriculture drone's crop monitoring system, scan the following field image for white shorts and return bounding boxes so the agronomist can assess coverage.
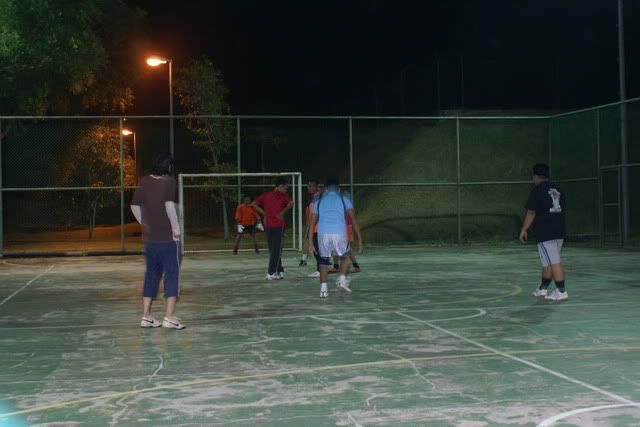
[537,239,563,267]
[318,233,351,260]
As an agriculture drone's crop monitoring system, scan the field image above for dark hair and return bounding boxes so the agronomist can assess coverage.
[307,178,319,185]
[533,163,550,178]
[152,153,173,175]
[243,194,252,202]
[275,177,289,187]
[326,177,340,187]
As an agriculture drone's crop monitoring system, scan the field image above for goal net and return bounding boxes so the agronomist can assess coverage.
[178,172,303,254]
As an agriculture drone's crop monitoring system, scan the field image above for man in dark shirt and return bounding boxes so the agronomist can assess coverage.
[520,163,567,301]
[131,153,185,329]
[252,177,294,280]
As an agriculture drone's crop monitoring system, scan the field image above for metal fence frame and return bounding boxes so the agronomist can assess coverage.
[178,172,303,254]
[1,96,638,256]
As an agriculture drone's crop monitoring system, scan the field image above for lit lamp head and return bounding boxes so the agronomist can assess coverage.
[146,56,169,67]
[121,129,134,136]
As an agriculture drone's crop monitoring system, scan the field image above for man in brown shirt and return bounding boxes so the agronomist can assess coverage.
[131,153,185,329]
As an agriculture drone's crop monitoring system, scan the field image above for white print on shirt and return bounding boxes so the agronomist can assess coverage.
[548,189,562,213]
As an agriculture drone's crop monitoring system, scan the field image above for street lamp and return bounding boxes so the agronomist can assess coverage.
[146,56,174,162]
[122,129,138,183]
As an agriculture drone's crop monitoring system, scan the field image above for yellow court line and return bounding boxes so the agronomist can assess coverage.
[2,344,640,419]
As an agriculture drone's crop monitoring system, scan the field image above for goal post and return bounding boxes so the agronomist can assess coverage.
[178,172,303,255]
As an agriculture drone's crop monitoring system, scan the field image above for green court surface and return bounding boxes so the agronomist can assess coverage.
[1,246,640,426]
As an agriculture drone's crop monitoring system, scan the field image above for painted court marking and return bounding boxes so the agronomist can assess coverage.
[311,308,487,324]
[2,345,640,419]
[0,265,54,308]
[395,312,640,414]
[538,403,639,427]
[0,301,635,330]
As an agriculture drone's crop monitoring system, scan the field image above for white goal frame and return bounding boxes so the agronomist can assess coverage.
[178,172,303,255]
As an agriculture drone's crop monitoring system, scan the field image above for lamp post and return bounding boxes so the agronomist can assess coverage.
[122,129,137,183]
[146,56,174,161]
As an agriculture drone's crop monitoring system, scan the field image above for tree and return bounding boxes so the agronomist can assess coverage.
[60,124,135,240]
[0,0,147,117]
[174,57,237,240]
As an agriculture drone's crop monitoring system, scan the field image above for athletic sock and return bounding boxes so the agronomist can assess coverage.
[539,277,552,290]
[555,280,565,293]
[339,274,347,283]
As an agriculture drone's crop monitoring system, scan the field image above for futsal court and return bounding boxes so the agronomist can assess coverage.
[1,245,639,426]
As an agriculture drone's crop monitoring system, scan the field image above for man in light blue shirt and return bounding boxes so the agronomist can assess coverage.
[308,178,363,298]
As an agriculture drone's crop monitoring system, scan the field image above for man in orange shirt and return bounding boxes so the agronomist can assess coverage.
[233,195,263,255]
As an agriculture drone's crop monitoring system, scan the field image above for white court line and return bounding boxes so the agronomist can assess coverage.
[0,265,54,308]
[347,413,363,427]
[396,312,640,411]
[311,309,487,324]
[538,403,638,427]
[0,301,634,330]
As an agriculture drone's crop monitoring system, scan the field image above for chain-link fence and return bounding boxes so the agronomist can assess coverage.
[549,98,640,247]
[1,98,638,255]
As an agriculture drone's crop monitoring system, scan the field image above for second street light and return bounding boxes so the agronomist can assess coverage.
[121,129,138,183]
[146,56,174,162]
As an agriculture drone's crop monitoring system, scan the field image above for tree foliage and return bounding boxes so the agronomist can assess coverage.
[0,0,147,115]
[174,57,237,239]
[174,57,236,167]
[60,124,135,240]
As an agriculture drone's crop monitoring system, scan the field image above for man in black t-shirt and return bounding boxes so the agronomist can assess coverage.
[519,163,568,301]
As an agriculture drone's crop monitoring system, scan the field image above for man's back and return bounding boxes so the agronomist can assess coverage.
[314,190,353,235]
[132,175,176,243]
[525,181,566,243]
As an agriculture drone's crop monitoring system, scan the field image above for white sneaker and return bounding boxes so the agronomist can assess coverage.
[162,317,186,329]
[265,273,280,281]
[337,276,352,293]
[140,316,162,328]
[532,287,548,297]
[320,283,328,298]
[545,289,568,301]
[308,271,321,278]
[278,272,285,280]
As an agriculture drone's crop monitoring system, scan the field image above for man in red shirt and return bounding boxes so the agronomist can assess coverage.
[252,177,294,280]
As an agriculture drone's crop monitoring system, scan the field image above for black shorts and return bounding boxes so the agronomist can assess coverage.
[241,225,256,235]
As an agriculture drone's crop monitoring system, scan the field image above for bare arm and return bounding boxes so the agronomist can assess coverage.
[250,201,265,217]
[276,200,294,220]
[519,210,536,242]
[131,205,142,224]
[165,201,181,241]
[346,208,363,253]
[307,213,318,254]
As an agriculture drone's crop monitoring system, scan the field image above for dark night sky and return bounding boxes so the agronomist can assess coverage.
[129,0,640,116]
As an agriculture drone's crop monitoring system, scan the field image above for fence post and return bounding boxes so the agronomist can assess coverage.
[292,173,296,250]
[178,174,185,255]
[237,117,241,204]
[617,167,623,248]
[0,118,3,258]
[119,118,125,252]
[548,118,552,171]
[349,117,354,201]
[456,118,461,243]
[596,111,603,247]
[298,172,303,251]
